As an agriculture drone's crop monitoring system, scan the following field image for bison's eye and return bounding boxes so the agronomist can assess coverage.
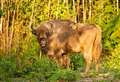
[46,32,50,37]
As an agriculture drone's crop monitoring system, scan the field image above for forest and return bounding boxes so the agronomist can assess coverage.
[0,0,120,81]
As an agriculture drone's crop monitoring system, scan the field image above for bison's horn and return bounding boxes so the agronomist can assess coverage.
[31,25,37,35]
[71,24,77,30]
[31,25,34,30]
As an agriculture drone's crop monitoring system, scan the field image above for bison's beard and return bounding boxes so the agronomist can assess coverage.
[41,46,48,54]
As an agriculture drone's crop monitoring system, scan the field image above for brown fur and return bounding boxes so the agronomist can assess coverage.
[47,23,102,72]
[31,20,75,54]
[32,20,102,72]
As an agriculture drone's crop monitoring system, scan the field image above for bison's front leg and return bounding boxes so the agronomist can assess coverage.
[58,55,70,68]
[47,49,68,68]
[55,50,70,68]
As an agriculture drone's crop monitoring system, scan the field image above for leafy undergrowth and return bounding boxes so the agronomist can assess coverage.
[0,55,80,82]
[0,54,119,82]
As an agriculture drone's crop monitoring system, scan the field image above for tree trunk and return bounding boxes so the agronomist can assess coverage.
[117,0,119,15]
[64,0,68,6]
[56,0,60,19]
[83,0,86,23]
[77,0,80,23]
[89,0,92,23]
[73,0,77,22]
[0,0,4,33]
[48,0,51,18]
[29,0,35,28]
[6,9,10,54]
[8,0,16,53]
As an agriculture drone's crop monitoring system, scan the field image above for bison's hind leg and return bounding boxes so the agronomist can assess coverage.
[93,45,101,72]
[95,60,100,72]
[94,53,101,73]
[83,52,92,73]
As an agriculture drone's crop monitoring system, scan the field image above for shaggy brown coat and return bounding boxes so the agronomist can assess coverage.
[47,23,102,72]
[31,20,75,54]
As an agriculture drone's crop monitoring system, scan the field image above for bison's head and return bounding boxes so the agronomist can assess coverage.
[31,25,50,53]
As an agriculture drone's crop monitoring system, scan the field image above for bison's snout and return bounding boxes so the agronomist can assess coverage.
[40,38,47,47]
[40,38,48,54]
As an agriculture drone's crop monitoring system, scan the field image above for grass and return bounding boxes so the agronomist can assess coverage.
[0,53,119,82]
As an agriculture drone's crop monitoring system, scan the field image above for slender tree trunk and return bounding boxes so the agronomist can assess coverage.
[6,8,10,54]
[29,0,35,28]
[98,0,103,25]
[0,18,3,33]
[15,0,21,69]
[77,0,80,23]
[1,0,7,54]
[83,0,86,23]
[64,0,69,16]
[16,0,19,21]
[48,0,51,19]
[0,0,4,54]
[64,0,68,6]
[9,0,16,52]
[9,11,15,50]
[117,0,119,15]
[56,0,60,19]
[2,19,6,54]
[89,0,92,23]
[0,18,3,34]
[0,0,4,33]
[73,0,77,22]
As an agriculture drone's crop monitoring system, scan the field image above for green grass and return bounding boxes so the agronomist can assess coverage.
[0,53,120,82]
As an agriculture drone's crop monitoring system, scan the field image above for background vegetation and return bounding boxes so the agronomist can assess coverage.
[0,0,120,81]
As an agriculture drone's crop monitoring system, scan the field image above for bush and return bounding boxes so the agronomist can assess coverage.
[70,53,85,70]
[0,52,82,81]
[48,69,80,82]
[101,15,120,79]
[0,55,17,80]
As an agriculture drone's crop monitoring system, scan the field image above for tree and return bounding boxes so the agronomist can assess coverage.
[82,0,86,23]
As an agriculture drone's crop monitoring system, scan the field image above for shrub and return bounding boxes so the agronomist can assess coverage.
[0,55,17,80]
[70,53,85,70]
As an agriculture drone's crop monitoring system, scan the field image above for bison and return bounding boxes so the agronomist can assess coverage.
[32,20,102,73]
[31,20,75,54]
[47,23,102,73]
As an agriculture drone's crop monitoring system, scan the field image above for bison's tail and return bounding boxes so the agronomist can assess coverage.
[93,25,102,62]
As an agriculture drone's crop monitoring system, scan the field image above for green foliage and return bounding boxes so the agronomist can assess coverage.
[20,56,57,81]
[91,0,120,78]
[21,56,80,81]
[19,0,75,24]
[70,53,85,70]
[0,55,81,81]
[92,0,117,25]
[101,15,120,52]
[48,69,80,81]
[0,9,4,17]
[0,0,120,81]
[102,15,120,79]
[0,56,17,80]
